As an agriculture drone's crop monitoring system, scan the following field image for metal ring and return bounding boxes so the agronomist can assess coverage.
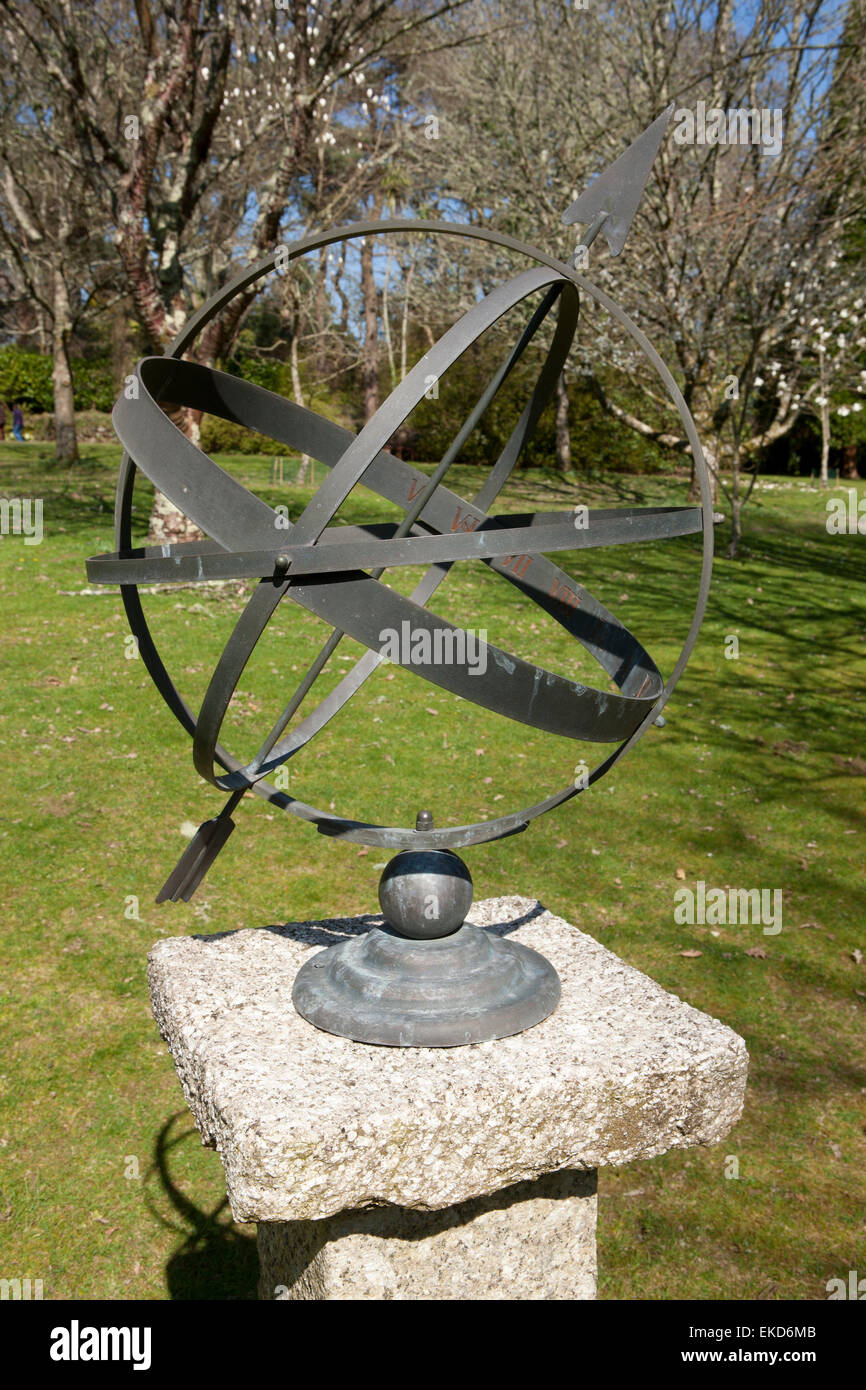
[100,219,714,850]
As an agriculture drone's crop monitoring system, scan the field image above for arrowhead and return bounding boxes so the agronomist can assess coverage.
[562,104,675,255]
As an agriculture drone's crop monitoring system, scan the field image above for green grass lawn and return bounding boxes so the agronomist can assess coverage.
[1,440,864,1300]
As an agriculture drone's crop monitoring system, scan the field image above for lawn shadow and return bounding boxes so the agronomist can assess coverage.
[147,1113,258,1301]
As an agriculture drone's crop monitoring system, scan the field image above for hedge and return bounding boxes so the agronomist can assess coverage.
[0,347,116,412]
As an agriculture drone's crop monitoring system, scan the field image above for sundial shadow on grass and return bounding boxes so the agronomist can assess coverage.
[146,1114,258,1301]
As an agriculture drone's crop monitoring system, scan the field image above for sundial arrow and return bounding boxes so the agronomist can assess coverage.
[561,104,674,256]
[156,791,243,903]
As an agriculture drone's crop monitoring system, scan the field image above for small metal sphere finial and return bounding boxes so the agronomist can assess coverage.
[378,848,472,941]
[415,808,434,832]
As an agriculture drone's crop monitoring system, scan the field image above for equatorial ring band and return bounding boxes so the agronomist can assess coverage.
[92,218,714,853]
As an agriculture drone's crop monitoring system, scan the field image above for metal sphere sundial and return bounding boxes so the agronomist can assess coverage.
[87,107,715,1047]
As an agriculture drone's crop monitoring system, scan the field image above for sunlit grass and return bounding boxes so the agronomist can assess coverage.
[1,442,863,1299]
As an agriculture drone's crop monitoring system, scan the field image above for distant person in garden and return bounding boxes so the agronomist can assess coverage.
[12,402,24,441]
[0,399,5,441]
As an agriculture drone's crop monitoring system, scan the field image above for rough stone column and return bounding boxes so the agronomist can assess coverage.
[257,1169,598,1300]
[147,896,748,1301]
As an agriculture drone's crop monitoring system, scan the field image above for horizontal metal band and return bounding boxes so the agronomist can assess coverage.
[107,354,660,699]
[86,506,702,584]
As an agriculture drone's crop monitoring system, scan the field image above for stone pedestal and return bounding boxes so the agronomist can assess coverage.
[257,1168,598,1300]
[147,896,748,1301]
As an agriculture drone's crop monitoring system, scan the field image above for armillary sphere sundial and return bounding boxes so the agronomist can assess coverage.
[87,106,715,1047]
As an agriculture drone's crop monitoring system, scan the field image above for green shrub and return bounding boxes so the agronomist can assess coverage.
[0,346,53,410]
[0,348,116,413]
[74,410,117,442]
[199,413,287,456]
[28,411,116,443]
[71,357,116,413]
[26,413,54,439]
[224,349,290,396]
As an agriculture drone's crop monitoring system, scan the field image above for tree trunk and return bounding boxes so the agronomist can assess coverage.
[335,243,350,340]
[819,408,831,484]
[727,453,741,559]
[361,209,382,423]
[148,398,205,544]
[117,246,204,543]
[381,245,397,392]
[690,440,719,504]
[315,245,328,378]
[290,333,310,475]
[840,443,860,479]
[399,258,414,384]
[51,268,79,464]
[110,299,134,395]
[727,499,742,557]
[819,349,830,486]
[554,370,571,471]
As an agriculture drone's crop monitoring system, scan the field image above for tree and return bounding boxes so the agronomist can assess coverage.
[784,285,866,484]
[0,71,116,461]
[0,0,470,534]
[404,0,866,551]
[400,0,611,470]
[574,0,866,552]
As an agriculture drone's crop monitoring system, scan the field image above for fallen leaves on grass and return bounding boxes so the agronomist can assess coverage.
[745,946,768,959]
[679,949,702,958]
[832,754,866,776]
